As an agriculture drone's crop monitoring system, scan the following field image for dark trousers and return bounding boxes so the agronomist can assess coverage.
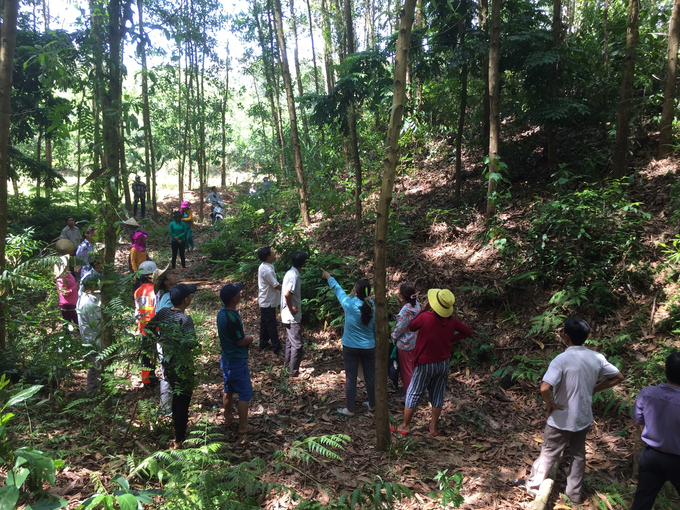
[284,323,303,377]
[171,241,185,269]
[631,445,680,510]
[165,365,193,443]
[60,304,78,325]
[134,195,146,218]
[259,307,281,352]
[342,346,376,412]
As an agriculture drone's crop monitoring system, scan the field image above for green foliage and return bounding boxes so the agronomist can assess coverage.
[493,355,550,384]
[495,177,651,315]
[0,376,67,510]
[79,474,162,510]
[429,470,464,508]
[483,156,511,210]
[660,234,680,279]
[301,252,361,328]
[7,194,94,243]
[274,434,350,465]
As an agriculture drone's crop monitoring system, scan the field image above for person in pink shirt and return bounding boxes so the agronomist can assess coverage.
[55,258,78,325]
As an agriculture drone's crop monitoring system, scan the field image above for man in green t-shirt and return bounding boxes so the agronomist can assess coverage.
[218,283,255,434]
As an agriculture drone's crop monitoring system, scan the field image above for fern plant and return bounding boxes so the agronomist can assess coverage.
[274,434,350,465]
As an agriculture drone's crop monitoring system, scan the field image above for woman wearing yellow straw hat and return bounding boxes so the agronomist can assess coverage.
[391,288,472,438]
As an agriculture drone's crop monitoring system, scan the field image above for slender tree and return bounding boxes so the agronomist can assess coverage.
[454,15,468,203]
[546,0,561,176]
[221,43,230,187]
[373,0,418,452]
[138,0,158,219]
[486,0,501,217]
[305,0,321,94]
[479,0,490,153]
[658,0,680,159]
[273,0,311,225]
[344,0,363,224]
[290,0,309,139]
[0,0,20,350]
[97,0,128,360]
[612,0,640,178]
[254,0,286,174]
[321,0,335,92]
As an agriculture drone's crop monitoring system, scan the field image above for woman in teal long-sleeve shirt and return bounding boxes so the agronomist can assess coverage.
[321,269,376,417]
[169,211,187,269]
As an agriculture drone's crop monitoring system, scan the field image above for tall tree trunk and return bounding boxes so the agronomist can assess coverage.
[36,131,42,198]
[344,0,363,224]
[612,0,640,178]
[546,0,561,176]
[321,0,335,92]
[273,0,311,225]
[256,1,287,175]
[76,97,84,209]
[305,0,321,94]
[45,137,52,200]
[180,42,193,201]
[221,43,230,187]
[480,0,490,154]
[290,0,310,140]
[413,0,423,109]
[658,0,680,159]
[374,0,418,452]
[486,0,501,217]
[11,178,19,197]
[198,48,206,222]
[455,17,468,204]
[177,41,184,202]
[604,0,610,68]
[0,0,19,350]
[99,0,125,366]
[267,7,287,175]
[137,0,157,219]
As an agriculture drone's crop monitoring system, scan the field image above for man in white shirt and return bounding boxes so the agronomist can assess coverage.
[522,318,624,504]
[205,186,222,206]
[60,216,82,246]
[281,251,307,378]
[257,246,283,355]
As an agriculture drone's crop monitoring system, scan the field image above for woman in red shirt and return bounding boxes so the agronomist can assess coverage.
[391,288,472,437]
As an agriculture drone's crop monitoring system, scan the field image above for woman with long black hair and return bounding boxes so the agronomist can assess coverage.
[321,269,376,417]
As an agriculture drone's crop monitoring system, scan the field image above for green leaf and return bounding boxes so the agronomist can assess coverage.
[111,474,130,492]
[7,467,30,487]
[25,497,69,510]
[0,485,20,510]
[5,385,43,409]
[115,493,139,510]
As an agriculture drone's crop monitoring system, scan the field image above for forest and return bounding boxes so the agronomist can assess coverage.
[0,0,679,506]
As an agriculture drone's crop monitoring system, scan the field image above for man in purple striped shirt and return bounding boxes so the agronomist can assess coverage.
[630,352,680,510]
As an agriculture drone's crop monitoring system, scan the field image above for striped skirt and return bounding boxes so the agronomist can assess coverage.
[405,358,449,409]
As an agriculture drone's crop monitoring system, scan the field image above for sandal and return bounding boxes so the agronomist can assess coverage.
[390,424,408,436]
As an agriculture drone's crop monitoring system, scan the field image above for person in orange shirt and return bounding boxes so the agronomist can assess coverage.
[180,202,194,252]
[130,231,148,273]
[134,260,158,385]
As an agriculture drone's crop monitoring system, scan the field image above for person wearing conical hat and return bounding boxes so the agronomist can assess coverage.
[391,288,472,438]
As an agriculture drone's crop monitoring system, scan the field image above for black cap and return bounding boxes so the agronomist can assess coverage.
[220,283,244,305]
[170,283,197,304]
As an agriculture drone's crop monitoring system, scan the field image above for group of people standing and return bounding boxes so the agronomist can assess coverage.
[56,214,679,508]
